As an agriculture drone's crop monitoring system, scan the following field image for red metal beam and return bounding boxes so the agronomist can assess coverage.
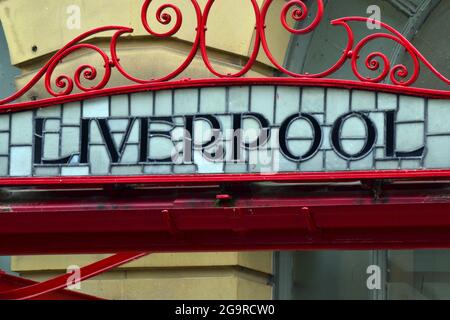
[1,183,450,254]
[0,270,101,300]
[0,252,149,300]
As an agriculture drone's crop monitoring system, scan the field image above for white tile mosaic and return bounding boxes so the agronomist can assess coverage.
[0,115,9,131]
[251,86,275,121]
[61,166,90,176]
[201,87,226,114]
[0,87,447,177]
[0,157,8,176]
[352,90,376,111]
[302,87,324,113]
[175,89,198,115]
[229,86,249,113]
[11,112,33,145]
[154,91,172,116]
[83,97,109,118]
[62,102,81,124]
[131,92,153,117]
[428,99,450,134]
[10,146,32,176]
[110,95,129,117]
[377,93,397,111]
[276,87,300,123]
[326,89,350,124]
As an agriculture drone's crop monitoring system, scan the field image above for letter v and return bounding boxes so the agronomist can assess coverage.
[96,118,136,163]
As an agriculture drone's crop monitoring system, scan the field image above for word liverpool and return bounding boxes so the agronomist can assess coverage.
[33,110,425,166]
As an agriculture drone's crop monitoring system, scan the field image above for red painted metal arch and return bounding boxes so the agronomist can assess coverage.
[0,170,449,188]
[0,271,101,300]
[0,78,449,115]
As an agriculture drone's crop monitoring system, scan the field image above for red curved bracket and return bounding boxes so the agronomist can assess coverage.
[0,270,101,300]
[0,0,447,111]
[0,252,149,300]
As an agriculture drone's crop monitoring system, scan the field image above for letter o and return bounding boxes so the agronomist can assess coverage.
[331,112,377,160]
[279,113,322,162]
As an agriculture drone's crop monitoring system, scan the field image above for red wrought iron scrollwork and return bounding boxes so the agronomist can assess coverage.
[0,0,449,111]
[111,0,203,83]
[0,26,132,106]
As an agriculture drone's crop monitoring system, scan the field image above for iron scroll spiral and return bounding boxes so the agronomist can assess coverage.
[0,0,448,108]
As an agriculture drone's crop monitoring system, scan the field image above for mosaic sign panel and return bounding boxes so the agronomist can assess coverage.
[0,85,448,178]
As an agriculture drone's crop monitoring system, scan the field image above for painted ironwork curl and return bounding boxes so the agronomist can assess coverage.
[141,1,183,37]
[111,0,202,84]
[0,0,448,109]
[279,0,324,34]
[260,0,353,79]
[45,43,113,96]
[335,17,427,87]
[0,26,131,106]
[200,0,261,77]
[351,33,420,86]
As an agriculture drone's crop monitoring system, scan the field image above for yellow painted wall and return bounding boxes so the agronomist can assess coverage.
[13,253,273,299]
